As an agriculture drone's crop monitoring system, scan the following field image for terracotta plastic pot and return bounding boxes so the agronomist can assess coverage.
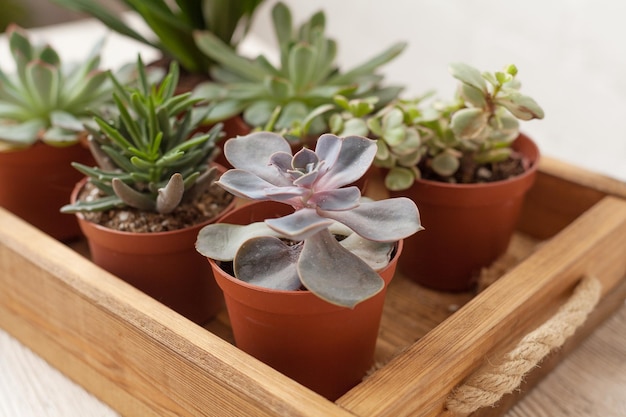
[0,141,94,241]
[390,133,540,292]
[206,201,401,400]
[71,176,236,324]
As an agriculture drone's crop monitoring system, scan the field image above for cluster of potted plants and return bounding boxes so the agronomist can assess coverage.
[0,0,544,401]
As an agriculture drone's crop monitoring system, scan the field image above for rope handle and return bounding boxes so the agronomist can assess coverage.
[445,275,602,415]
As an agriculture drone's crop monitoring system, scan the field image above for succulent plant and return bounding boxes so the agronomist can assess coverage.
[61,57,221,214]
[333,63,545,190]
[195,132,422,308]
[192,1,405,140]
[0,24,118,150]
[51,0,265,74]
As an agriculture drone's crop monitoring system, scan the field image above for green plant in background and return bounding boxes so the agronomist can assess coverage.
[61,57,222,214]
[51,0,265,74]
[0,24,118,150]
[333,63,545,190]
[193,1,405,140]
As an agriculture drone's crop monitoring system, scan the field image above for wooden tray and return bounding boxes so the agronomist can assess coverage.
[1,156,626,417]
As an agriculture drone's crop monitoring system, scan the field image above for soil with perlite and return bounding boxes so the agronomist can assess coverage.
[419,151,529,184]
[77,181,233,233]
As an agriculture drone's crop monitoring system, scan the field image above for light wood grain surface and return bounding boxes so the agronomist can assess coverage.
[1,303,624,417]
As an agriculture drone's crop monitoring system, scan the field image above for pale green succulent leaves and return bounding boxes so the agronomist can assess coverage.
[193,2,405,138]
[0,25,116,149]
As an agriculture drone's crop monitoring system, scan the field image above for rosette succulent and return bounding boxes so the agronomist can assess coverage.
[0,24,118,150]
[195,132,422,308]
[192,2,405,140]
[61,57,221,214]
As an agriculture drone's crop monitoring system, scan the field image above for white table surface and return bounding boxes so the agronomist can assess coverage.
[1,3,626,416]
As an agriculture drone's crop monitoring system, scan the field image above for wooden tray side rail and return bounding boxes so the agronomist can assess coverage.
[336,196,626,417]
[1,157,626,417]
[0,212,354,417]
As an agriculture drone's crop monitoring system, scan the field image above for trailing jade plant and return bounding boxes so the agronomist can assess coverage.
[61,57,221,215]
[192,1,405,140]
[0,24,120,150]
[51,0,265,74]
[332,63,545,190]
[195,132,422,308]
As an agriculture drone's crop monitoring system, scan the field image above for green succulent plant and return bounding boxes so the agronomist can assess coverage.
[0,24,117,151]
[193,1,405,140]
[51,0,265,74]
[333,63,545,190]
[61,57,221,215]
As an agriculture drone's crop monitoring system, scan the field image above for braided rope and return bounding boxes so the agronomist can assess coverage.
[446,276,602,414]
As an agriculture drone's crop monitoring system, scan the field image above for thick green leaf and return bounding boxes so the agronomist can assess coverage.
[38,45,61,67]
[271,2,293,48]
[112,178,156,211]
[431,152,460,177]
[449,62,487,92]
[8,25,33,62]
[0,119,45,146]
[155,173,184,213]
[340,118,369,137]
[194,31,266,81]
[288,44,316,93]
[50,110,85,131]
[204,100,245,124]
[264,77,291,99]
[496,92,545,120]
[243,100,275,127]
[384,166,415,191]
[60,194,125,213]
[327,42,406,86]
[459,83,487,108]
[450,107,489,140]
[26,62,59,110]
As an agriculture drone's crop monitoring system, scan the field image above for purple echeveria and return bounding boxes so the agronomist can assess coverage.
[197,132,422,308]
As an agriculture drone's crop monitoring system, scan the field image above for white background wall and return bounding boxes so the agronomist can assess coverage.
[250,0,626,181]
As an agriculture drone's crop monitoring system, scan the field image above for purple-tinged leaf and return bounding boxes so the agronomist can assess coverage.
[315,135,377,189]
[217,169,275,200]
[265,208,334,240]
[292,147,319,171]
[269,151,295,176]
[292,167,321,187]
[320,198,422,242]
[298,229,384,308]
[234,236,302,290]
[224,131,292,186]
[314,133,342,167]
[196,222,284,261]
[310,187,361,210]
[264,185,308,204]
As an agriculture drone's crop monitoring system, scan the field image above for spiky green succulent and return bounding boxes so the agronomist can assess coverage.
[51,0,265,74]
[61,57,221,215]
[332,63,545,190]
[0,24,117,150]
[193,1,405,140]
